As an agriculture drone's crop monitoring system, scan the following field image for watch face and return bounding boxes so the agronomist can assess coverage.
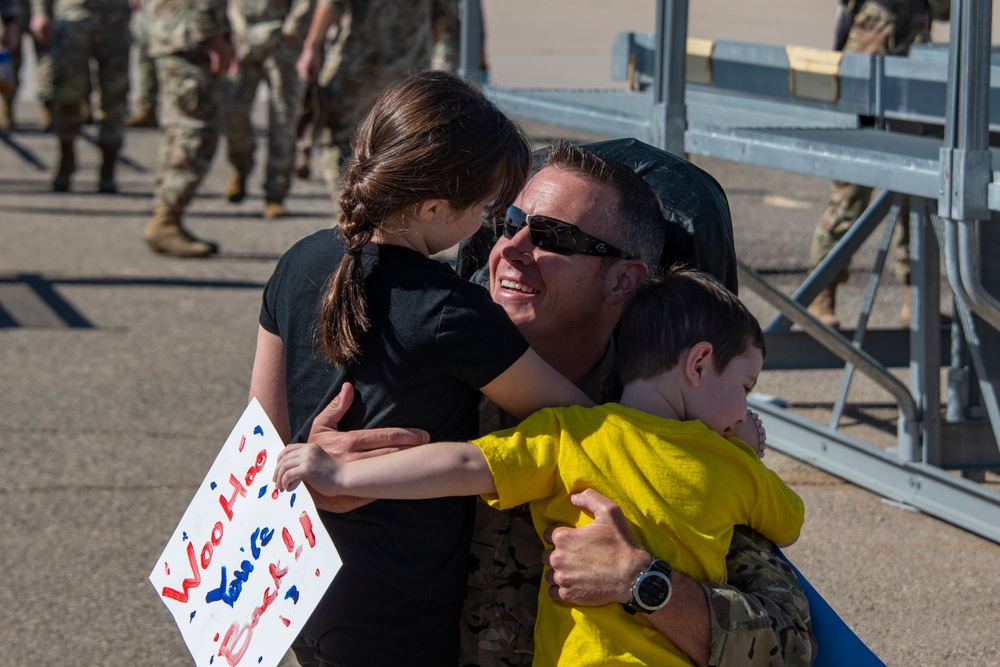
[637,572,671,609]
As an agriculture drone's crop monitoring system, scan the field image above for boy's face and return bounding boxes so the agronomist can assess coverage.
[690,345,764,436]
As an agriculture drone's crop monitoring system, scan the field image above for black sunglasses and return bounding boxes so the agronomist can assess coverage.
[496,205,634,259]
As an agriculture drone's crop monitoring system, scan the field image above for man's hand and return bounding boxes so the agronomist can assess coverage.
[305,382,429,513]
[29,12,51,45]
[295,42,322,83]
[206,34,236,76]
[541,489,651,606]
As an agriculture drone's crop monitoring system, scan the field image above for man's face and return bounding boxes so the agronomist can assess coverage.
[488,166,620,346]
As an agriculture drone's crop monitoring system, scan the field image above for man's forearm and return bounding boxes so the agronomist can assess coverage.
[645,572,711,667]
[302,1,338,51]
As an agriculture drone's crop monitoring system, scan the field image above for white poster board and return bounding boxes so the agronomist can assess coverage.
[150,398,340,667]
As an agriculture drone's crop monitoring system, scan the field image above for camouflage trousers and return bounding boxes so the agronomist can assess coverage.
[51,10,130,148]
[460,499,540,667]
[131,9,159,109]
[812,180,911,284]
[223,38,303,202]
[153,52,223,209]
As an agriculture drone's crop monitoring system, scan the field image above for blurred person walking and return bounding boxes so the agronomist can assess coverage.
[142,0,234,257]
[32,0,130,192]
[221,0,311,219]
[295,0,435,191]
[809,0,950,328]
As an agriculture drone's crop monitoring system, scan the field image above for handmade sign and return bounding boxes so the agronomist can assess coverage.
[150,398,339,667]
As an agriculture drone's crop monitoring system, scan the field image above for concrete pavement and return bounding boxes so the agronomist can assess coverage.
[2,2,1000,665]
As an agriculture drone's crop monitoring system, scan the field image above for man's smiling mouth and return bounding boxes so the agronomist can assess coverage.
[500,279,539,295]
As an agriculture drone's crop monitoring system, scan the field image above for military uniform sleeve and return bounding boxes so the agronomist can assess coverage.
[704,526,816,667]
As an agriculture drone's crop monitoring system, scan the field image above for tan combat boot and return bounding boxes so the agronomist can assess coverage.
[899,284,911,327]
[124,106,158,128]
[263,199,288,219]
[808,285,841,328]
[144,202,219,258]
[52,139,76,192]
[223,170,247,203]
[98,147,118,193]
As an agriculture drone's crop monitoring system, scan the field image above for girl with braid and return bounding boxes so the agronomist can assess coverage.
[248,71,591,666]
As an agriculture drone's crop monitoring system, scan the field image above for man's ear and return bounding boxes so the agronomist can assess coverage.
[607,260,650,306]
[683,341,714,387]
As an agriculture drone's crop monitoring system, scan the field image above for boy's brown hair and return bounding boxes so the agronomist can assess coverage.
[617,268,765,384]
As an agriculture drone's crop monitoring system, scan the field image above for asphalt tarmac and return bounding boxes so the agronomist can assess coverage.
[2,2,999,665]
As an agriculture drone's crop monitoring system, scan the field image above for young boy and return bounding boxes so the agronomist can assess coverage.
[274,268,804,667]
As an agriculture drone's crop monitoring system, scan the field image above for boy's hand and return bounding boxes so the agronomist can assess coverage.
[273,442,340,495]
[729,409,766,458]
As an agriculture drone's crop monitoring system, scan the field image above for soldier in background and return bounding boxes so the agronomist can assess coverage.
[2,0,54,131]
[220,0,311,219]
[809,0,950,328]
[30,0,130,192]
[142,0,234,257]
[295,0,435,192]
[123,0,158,129]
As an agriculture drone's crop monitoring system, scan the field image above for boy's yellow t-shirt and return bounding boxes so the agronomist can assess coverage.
[475,403,804,667]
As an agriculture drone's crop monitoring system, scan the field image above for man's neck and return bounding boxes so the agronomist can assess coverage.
[533,336,609,388]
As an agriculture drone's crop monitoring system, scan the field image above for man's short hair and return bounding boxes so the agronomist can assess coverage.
[542,141,666,272]
[617,268,766,384]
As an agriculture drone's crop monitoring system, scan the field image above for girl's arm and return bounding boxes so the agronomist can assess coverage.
[249,325,291,444]
[481,348,594,420]
[274,441,497,499]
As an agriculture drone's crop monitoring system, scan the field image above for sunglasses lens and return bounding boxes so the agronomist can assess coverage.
[502,208,526,239]
[528,220,566,253]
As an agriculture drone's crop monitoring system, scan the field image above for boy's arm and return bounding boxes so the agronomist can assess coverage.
[274,441,497,499]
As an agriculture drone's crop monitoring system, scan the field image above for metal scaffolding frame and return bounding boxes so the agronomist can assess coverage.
[460,0,1000,543]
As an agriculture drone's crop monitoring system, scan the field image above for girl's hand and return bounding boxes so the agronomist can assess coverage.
[273,442,341,494]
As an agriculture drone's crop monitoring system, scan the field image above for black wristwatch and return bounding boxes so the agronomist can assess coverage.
[622,558,673,615]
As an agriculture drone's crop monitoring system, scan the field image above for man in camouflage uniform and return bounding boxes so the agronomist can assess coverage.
[307,143,816,667]
[220,0,311,219]
[30,0,130,192]
[2,0,56,131]
[295,0,434,191]
[142,0,233,257]
[123,0,159,128]
[809,0,950,328]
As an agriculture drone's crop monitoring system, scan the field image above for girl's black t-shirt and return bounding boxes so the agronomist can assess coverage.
[260,228,528,601]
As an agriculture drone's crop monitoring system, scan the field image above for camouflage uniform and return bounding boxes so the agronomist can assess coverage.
[813,0,947,284]
[222,0,310,204]
[42,0,130,152]
[430,0,458,72]
[130,5,158,112]
[147,0,229,210]
[462,303,815,666]
[313,0,434,188]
